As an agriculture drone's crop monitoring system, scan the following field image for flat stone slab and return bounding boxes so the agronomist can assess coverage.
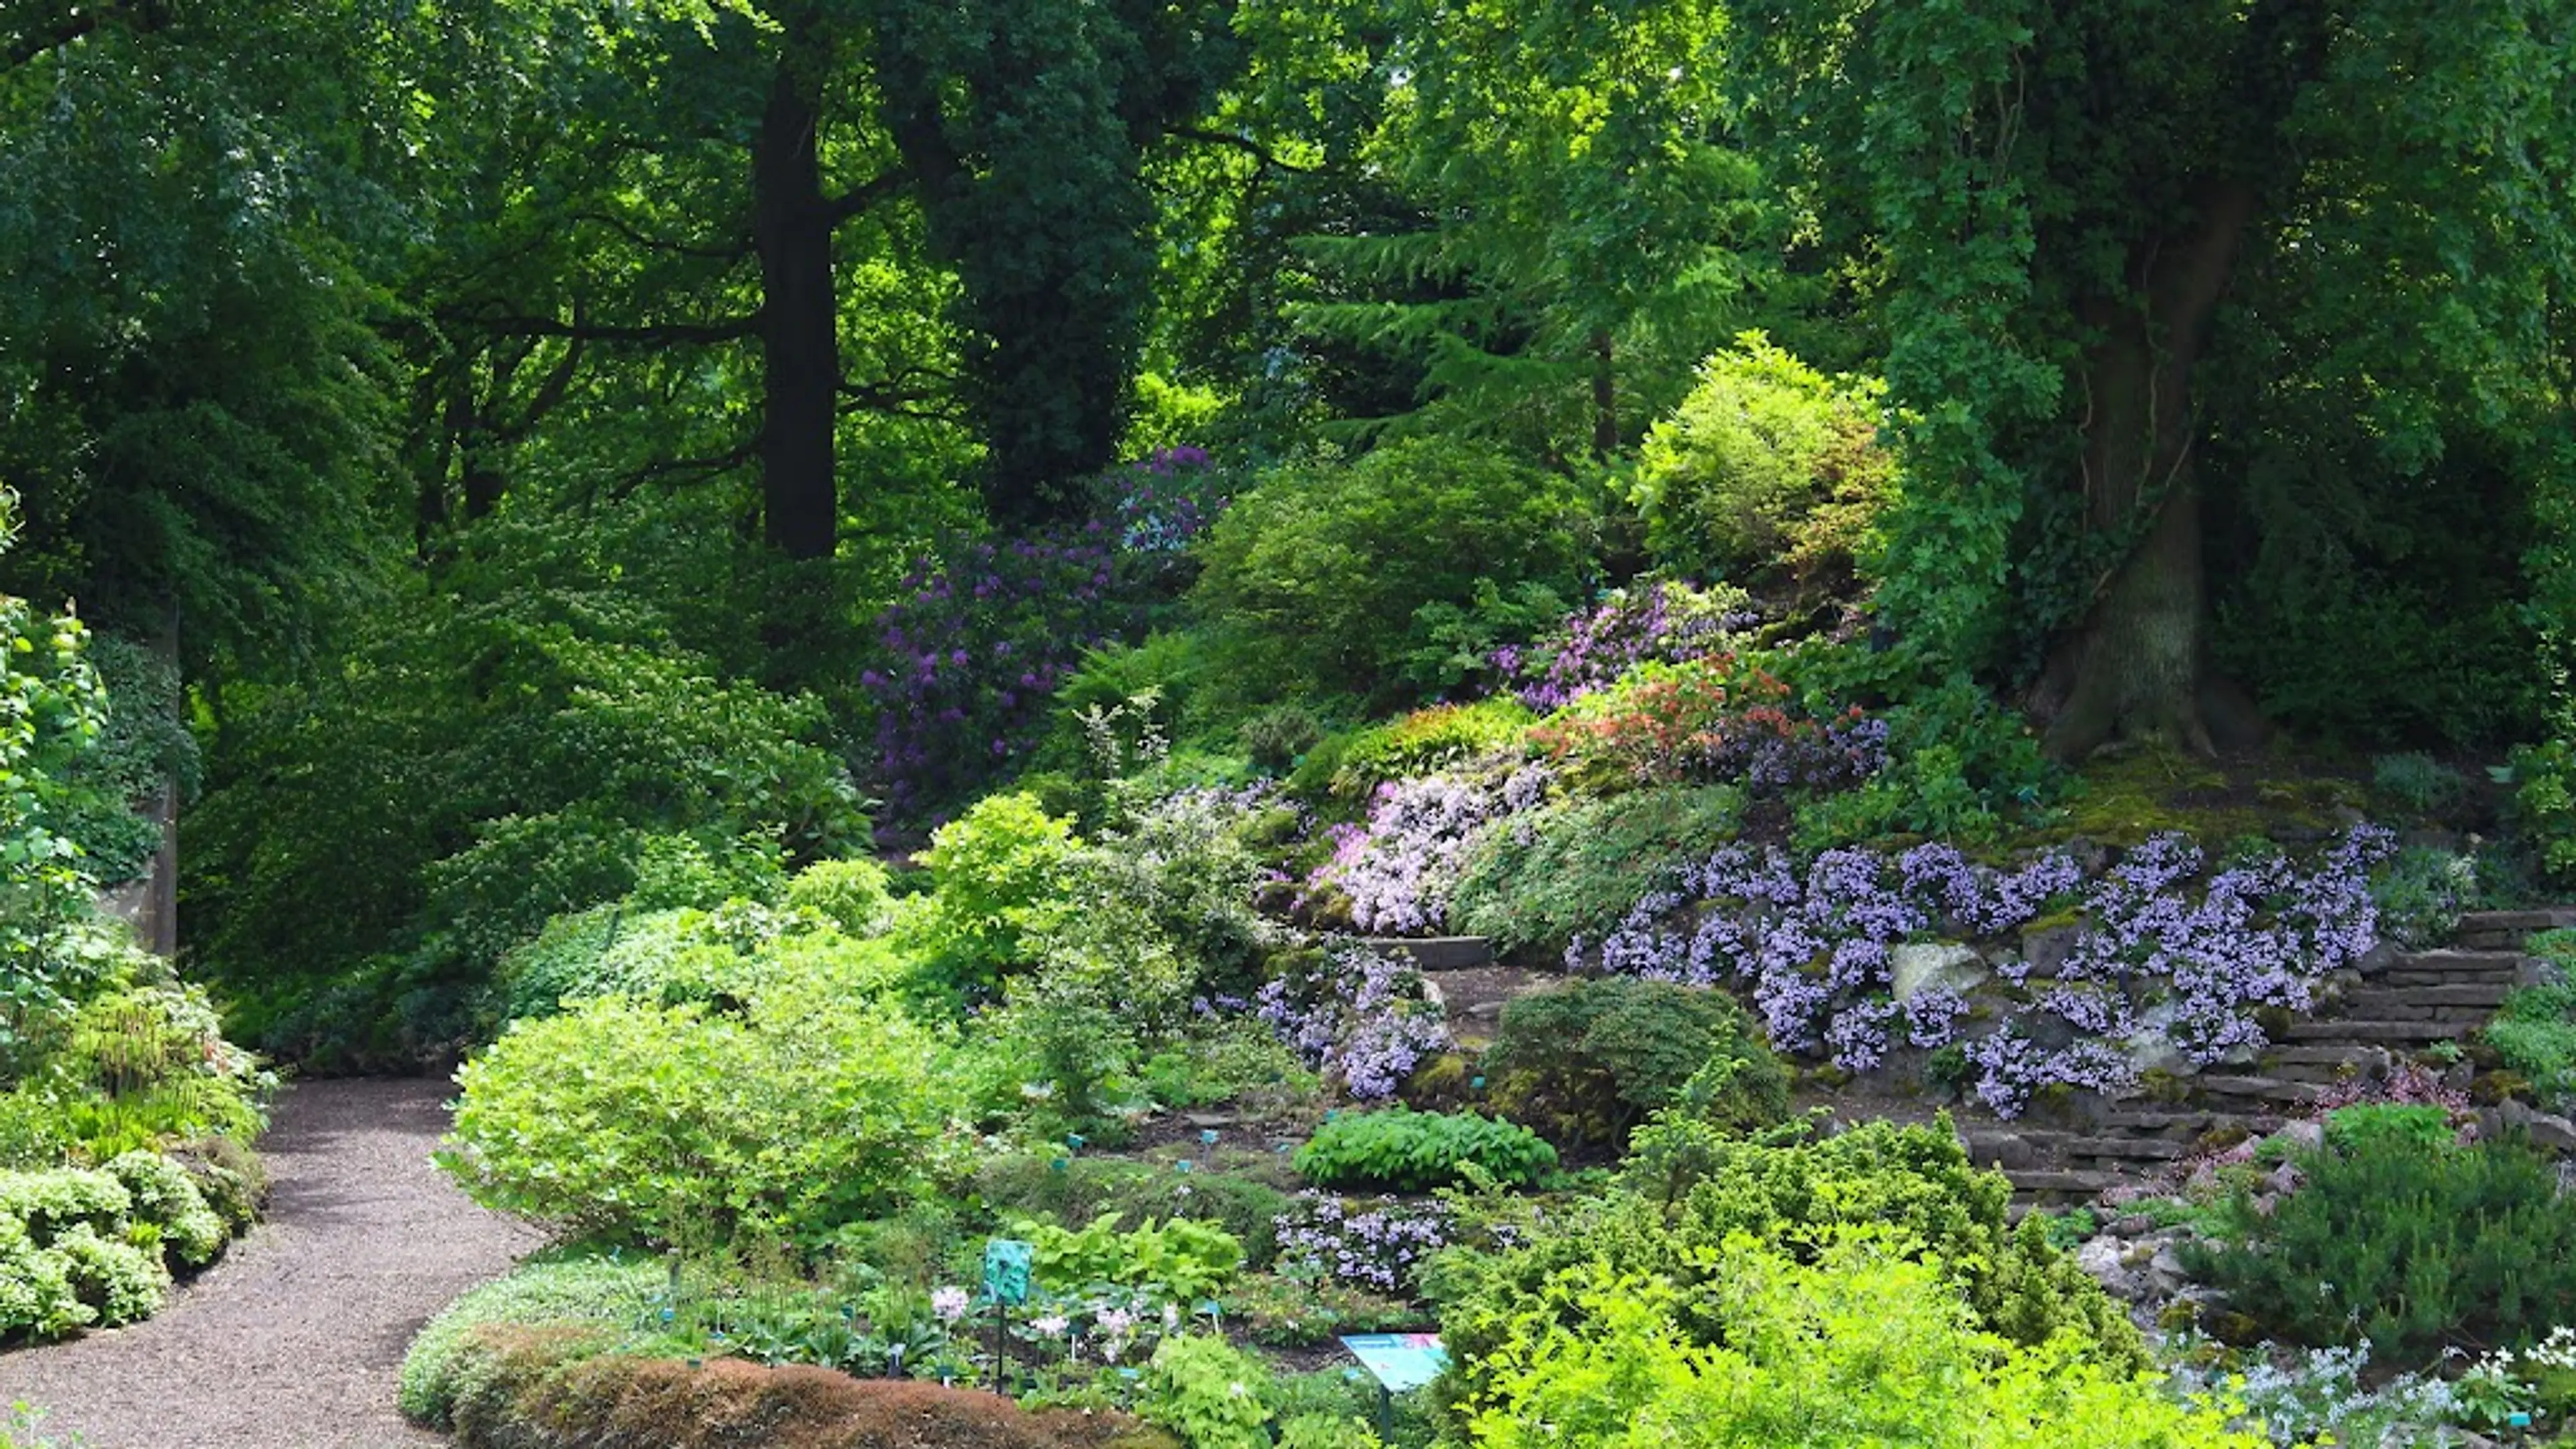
[2280,1018,2461,1042]
[1358,936,1496,971]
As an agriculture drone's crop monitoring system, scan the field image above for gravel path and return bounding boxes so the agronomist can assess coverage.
[0,1078,545,1449]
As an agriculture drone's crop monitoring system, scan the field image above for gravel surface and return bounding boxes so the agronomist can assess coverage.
[0,1077,545,1449]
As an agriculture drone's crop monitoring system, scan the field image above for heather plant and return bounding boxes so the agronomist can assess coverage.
[2184,1130,2576,1368]
[2373,751,2471,820]
[1580,825,2391,1115]
[1487,978,1787,1148]
[1255,944,1452,1100]
[1448,785,1742,956]
[1532,654,1886,795]
[1293,1108,1558,1193]
[1328,700,1534,802]
[1500,579,1756,712]
[1190,438,1601,704]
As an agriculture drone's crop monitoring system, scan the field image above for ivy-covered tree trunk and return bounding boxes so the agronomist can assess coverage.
[753,41,840,561]
[2039,180,2259,761]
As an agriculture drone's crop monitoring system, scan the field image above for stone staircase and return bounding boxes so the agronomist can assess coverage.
[1364,916,2576,1205]
[1972,908,2576,1205]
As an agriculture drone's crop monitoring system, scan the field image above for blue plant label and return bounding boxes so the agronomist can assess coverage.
[981,1238,1034,1307]
[1340,1333,1448,1393]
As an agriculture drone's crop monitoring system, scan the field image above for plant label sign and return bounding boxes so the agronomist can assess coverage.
[982,1238,1033,1307]
[1339,1333,1447,1393]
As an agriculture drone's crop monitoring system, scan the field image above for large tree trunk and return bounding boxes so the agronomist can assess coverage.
[2039,180,2259,761]
[752,41,839,561]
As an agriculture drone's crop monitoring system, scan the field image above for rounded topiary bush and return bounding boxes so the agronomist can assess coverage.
[1487,977,1789,1147]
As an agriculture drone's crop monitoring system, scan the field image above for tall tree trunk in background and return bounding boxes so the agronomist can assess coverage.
[1590,329,1617,459]
[2039,180,2258,761]
[753,36,839,561]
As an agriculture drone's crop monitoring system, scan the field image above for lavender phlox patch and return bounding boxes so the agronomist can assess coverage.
[1307,774,1499,934]
[1902,988,1968,1049]
[1574,824,2391,1117]
[1256,943,1452,1099]
[1274,1192,1452,1296]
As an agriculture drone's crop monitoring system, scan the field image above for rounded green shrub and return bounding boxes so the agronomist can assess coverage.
[1190,439,1600,702]
[105,1150,226,1267]
[1487,977,1788,1146]
[439,970,959,1250]
[1631,334,1895,584]
[784,857,894,936]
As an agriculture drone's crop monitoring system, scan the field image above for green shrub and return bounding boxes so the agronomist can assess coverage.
[1330,700,1534,801]
[439,966,959,1250]
[1450,786,1741,955]
[1239,704,1328,772]
[1294,1109,1557,1193]
[1453,1236,2253,1449]
[1487,978,1787,1147]
[975,1155,1295,1270]
[0,1214,89,1340]
[1631,335,1896,586]
[48,1222,166,1325]
[1007,1212,1245,1303]
[1140,1334,1274,1449]
[2374,753,2470,819]
[903,792,1079,995]
[2485,979,2576,1108]
[1191,439,1599,703]
[400,1247,667,1428]
[184,513,870,1065]
[1431,1117,2141,1419]
[103,1150,224,1267]
[2320,1102,2455,1154]
[783,857,894,936]
[2371,845,2471,951]
[2184,1132,2576,1368]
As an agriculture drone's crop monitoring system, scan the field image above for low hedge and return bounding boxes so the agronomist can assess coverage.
[442,1326,1177,1449]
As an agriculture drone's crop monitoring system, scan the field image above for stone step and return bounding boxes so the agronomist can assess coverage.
[2093,1108,2240,1135]
[2385,949,2529,979]
[2454,909,2576,947]
[1358,936,1495,971]
[2189,1075,2326,1107]
[2006,1168,2128,1198]
[2279,1018,2463,1043]
[2339,981,2516,1010]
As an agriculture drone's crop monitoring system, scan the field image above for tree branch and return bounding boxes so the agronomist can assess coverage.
[1165,126,1324,176]
[608,439,761,500]
[566,210,752,262]
[459,309,760,347]
[819,168,911,228]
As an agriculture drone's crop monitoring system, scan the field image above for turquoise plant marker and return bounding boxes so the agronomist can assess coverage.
[981,1239,1033,1307]
[1175,1159,1194,1174]
[1049,1157,1069,1173]
[1470,1075,1486,1090]
[1065,1132,1086,1151]
[1199,1128,1220,1146]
